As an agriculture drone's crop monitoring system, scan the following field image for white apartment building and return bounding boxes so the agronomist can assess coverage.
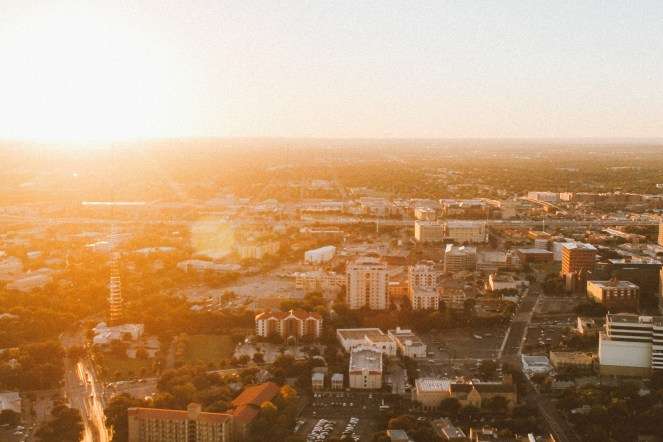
[408,261,442,290]
[409,287,439,310]
[294,270,345,292]
[527,191,559,203]
[414,221,445,243]
[443,244,477,273]
[445,221,487,244]
[599,313,663,376]
[304,245,336,264]
[349,347,383,390]
[346,256,389,310]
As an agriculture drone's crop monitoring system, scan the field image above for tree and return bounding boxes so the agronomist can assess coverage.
[478,360,498,380]
[104,394,147,442]
[252,352,264,364]
[438,398,461,417]
[0,409,20,427]
[35,405,83,442]
[484,396,509,414]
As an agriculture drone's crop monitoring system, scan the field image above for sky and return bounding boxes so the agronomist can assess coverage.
[1,0,662,141]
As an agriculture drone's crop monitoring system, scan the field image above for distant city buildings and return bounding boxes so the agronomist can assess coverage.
[599,313,663,376]
[414,220,445,243]
[587,279,639,313]
[346,256,389,310]
[527,191,559,203]
[236,241,280,260]
[254,309,322,340]
[445,221,487,244]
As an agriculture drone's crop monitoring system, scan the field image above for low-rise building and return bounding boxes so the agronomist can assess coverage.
[331,373,344,390]
[587,279,639,313]
[387,327,427,358]
[549,352,595,371]
[93,322,144,346]
[521,355,553,375]
[444,245,477,273]
[431,418,468,442]
[311,372,325,390]
[517,248,554,264]
[0,391,21,413]
[336,328,396,356]
[294,270,345,293]
[414,221,445,243]
[488,273,526,292]
[349,347,383,390]
[255,309,322,340]
[413,378,517,411]
[577,316,603,336]
[445,221,487,244]
[304,245,336,264]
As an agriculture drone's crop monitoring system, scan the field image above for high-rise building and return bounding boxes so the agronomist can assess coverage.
[408,261,442,290]
[587,279,639,313]
[128,403,232,442]
[443,244,477,273]
[108,227,123,325]
[346,256,389,310]
[561,242,597,275]
[599,313,663,376]
[659,221,663,247]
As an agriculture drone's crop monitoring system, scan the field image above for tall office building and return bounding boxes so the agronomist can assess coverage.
[108,227,123,325]
[346,256,389,310]
[128,403,232,442]
[561,242,597,275]
[599,313,663,377]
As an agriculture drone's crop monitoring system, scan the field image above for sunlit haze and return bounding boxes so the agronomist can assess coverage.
[1,0,662,142]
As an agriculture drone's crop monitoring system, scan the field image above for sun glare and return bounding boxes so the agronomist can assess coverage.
[0,3,186,143]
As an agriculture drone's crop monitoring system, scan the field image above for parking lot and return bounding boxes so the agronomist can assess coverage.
[297,416,364,442]
[522,322,572,355]
[421,326,508,361]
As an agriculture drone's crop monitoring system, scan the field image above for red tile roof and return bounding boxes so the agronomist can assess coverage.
[231,382,280,408]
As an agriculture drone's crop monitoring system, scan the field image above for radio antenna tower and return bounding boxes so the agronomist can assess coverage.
[108,145,123,325]
[108,230,123,325]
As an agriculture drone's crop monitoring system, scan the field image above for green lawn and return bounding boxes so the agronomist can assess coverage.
[182,334,235,364]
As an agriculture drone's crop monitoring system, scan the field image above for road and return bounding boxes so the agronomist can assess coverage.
[61,333,111,442]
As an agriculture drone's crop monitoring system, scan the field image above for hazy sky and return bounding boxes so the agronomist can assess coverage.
[1,0,662,141]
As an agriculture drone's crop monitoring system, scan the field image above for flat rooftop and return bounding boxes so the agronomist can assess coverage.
[588,280,639,289]
[563,242,596,251]
[349,348,382,372]
[415,378,451,392]
[607,313,663,325]
[337,328,393,343]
